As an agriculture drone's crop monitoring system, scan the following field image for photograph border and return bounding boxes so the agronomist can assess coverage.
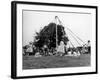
[11,1,98,79]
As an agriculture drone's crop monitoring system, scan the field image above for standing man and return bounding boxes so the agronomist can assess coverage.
[87,40,91,53]
[43,44,48,56]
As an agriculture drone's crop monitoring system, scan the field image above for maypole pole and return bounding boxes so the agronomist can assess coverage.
[55,16,58,51]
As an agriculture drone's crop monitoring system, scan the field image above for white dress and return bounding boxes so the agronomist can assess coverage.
[26,46,33,52]
[57,41,65,53]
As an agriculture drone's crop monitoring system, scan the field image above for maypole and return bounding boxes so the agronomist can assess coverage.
[55,16,58,50]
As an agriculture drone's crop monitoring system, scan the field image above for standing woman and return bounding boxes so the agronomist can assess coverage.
[57,41,65,56]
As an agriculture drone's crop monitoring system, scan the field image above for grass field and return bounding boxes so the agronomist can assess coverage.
[23,54,90,69]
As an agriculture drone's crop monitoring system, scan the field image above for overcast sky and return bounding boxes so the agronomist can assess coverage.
[22,10,92,46]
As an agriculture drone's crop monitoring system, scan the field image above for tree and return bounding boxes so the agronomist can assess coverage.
[33,23,69,49]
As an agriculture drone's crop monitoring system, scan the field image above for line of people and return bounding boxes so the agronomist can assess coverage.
[23,41,91,57]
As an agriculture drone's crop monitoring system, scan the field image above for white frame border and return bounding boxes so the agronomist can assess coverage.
[16,3,96,77]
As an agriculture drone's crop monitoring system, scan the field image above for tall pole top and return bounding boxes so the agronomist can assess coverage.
[55,16,58,19]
